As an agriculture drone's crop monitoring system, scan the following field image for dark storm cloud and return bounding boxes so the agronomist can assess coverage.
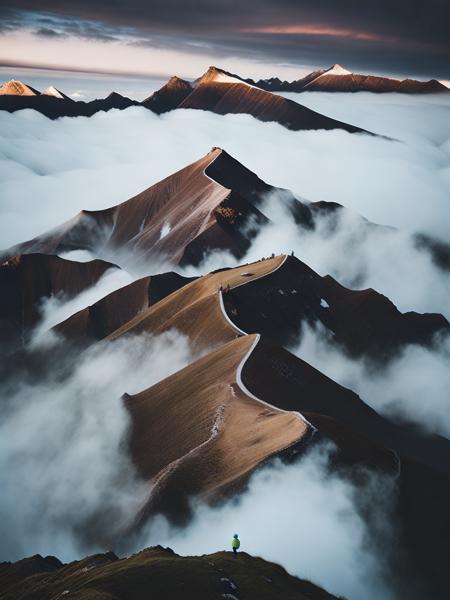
[0,7,127,42]
[1,1,449,78]
[34,27,62,38]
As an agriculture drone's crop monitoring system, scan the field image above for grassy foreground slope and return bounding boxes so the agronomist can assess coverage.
[0,546,339,600]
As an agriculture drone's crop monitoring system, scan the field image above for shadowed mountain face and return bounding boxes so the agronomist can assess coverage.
[0,548,339,600]
[222,255,448,359]
[0,253,117,349]
[54,271,196,345]
[141,75,193,114]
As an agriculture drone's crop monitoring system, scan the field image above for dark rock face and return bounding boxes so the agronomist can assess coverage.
[141,76,193,113]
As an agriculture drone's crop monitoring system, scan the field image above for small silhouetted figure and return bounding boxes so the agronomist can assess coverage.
[232,533,240,556]
[291,250,294,256]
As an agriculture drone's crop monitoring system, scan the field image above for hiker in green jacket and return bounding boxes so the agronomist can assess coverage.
[232,533,240,556]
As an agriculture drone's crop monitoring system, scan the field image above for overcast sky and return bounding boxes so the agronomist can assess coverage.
[0,1,449,81]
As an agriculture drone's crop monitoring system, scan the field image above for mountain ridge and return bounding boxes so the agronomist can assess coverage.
[0,547,340,600]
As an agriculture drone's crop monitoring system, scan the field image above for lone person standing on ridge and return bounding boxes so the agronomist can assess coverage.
[232,533,240,556]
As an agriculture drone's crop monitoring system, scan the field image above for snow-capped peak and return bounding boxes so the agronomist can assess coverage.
[302,64,353,88]
[325,64,352,76]
[0,79,40,96]
[41,86,73,100]
[196,67,256,88]
[42,86,65,99]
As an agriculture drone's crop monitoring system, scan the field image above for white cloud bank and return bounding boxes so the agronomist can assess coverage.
[0,329,194,563]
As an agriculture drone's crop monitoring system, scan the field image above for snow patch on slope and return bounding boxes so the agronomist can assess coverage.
[159,222,172,239]
[210,72,254,87]
[304,64,353,88]
[324,64,352,77]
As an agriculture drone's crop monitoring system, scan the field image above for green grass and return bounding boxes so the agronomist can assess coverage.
[0,546,340,600]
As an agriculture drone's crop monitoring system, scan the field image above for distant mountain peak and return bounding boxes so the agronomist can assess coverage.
[205,65,224,75]
[0,79,40,96]
[106,91,126,99]
[325,64,352,76]
[141,75,193,112]
[195,66,251,87]
[165,75,192,90]
[41,86,72,100]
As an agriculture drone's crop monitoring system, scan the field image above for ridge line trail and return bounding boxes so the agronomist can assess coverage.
[216,253,317,432]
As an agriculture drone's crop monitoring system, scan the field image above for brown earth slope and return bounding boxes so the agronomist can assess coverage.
[1,149,268,270]
[107,255,285,352]
[126,334,310,521]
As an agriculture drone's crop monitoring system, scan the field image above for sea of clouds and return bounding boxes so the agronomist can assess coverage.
[1,91,449,599]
